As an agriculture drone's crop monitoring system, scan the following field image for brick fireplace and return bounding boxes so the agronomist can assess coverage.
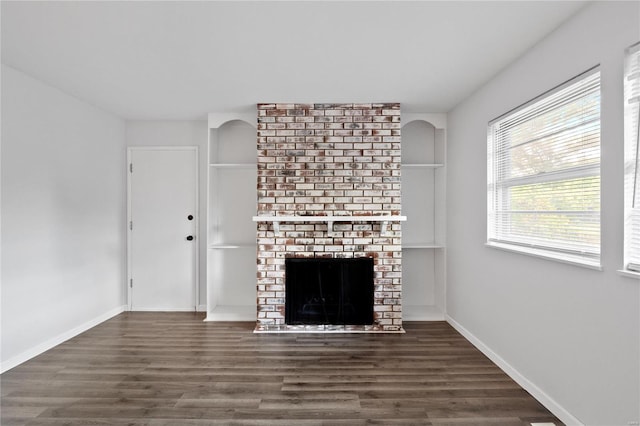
[255,103,403,332]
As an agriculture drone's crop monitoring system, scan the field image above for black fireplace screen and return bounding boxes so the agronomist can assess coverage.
[285,257,374,325]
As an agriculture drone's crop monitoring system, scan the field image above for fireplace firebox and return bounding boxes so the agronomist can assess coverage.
[285,257,374,326]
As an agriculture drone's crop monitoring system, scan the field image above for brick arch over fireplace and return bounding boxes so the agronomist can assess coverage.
[255,103,403,332]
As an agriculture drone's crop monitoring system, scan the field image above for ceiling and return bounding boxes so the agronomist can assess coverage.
[1,1,587,121]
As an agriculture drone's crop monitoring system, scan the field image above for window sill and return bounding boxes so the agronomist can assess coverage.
[485,241,602,271]
[617,269,640,280]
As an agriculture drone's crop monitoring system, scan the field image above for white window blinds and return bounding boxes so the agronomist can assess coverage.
[624,43,640,272]
[488,69,601,266]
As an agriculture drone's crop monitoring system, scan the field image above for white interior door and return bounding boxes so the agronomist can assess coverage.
[128,147,198,311]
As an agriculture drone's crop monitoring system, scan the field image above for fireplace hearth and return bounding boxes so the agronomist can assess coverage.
[285,257,374,326]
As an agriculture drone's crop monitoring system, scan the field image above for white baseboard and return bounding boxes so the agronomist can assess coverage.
[1,305,126,374]
[445,314,583,426]
[128,305,206,312]
[130,307,198,312]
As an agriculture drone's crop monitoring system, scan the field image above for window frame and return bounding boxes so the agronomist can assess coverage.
[623,42,640,275]
[486,67,602,269]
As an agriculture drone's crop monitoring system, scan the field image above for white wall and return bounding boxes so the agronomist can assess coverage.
[1,65,126,371]
[125,121,208,308]
[446,2,639,425]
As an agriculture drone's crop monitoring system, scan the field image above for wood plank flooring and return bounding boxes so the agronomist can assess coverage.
[1,312,562,425]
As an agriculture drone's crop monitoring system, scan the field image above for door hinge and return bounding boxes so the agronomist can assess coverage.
[129,221,133,231]
[129,163,133,173]
[130,278,133,288]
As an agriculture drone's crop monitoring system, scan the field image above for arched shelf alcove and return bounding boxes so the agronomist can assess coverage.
[402,119,443,166]
[208,111,257,129]
[209,119,256,165]
[206,117,257,321]
[400,116,447,321]
[402,113,446,130]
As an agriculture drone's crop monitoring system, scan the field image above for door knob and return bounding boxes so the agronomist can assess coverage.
[186,235,194,241]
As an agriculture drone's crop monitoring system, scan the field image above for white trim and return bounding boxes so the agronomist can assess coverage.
[128,308,199,312]
[208,244,256,249]
[445,314,584,426]
[402,113,447,129]
[499,163,599,188]
[126,146,200,312]
[403,242,445,249]
[197,304,207,312]
[127,146,199,152]
[127,148,132,310]
[194,147,200,312]
[0,305,126,374]
[617,269,640,280]
[401,163,444,169]
[207,112,256,129]
[204,305,256,321]
[485,241,602,271]
[209,163,256,168]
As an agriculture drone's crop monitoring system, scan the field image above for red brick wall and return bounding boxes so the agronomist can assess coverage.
[256,103,403,331]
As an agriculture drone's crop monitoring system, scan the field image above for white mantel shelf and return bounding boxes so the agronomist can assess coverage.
[253,215,407,237]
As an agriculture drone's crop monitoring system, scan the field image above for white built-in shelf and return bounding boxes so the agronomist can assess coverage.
[208,243,255,249]
[401,163,444,169]
[207,119,257,324]
[403,242,445,249]
[401,119,447,323]
[253,215,407,237]
[209,163,256,168]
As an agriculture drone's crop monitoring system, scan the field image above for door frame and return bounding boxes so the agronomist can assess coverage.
[126,146,199,311]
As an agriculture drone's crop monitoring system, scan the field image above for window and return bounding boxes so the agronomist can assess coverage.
[624,43,640,272]
[487,68,601,267]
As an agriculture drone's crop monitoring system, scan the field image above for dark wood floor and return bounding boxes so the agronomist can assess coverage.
[1,312,562,425]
